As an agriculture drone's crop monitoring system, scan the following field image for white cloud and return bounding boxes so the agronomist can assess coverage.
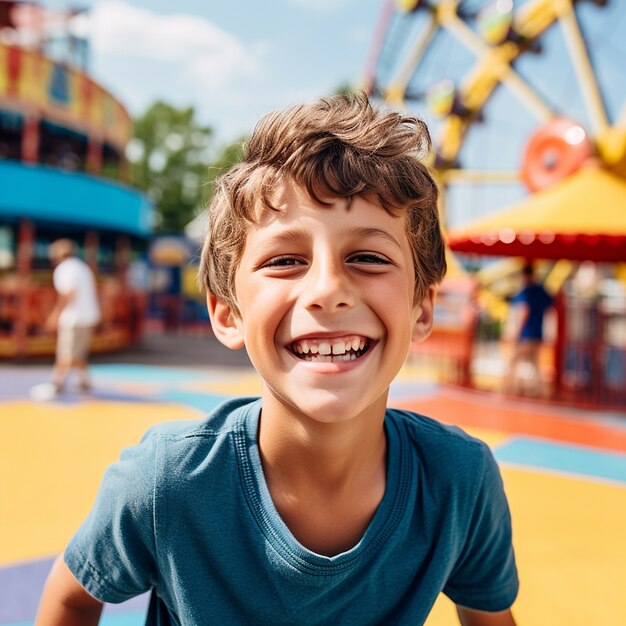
[71,1,261,92]
[64,0,365,143]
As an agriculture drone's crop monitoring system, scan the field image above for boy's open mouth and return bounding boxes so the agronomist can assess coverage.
[288,335,371,362]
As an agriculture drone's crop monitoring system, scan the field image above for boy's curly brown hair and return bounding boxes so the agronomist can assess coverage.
[199,93,446,312]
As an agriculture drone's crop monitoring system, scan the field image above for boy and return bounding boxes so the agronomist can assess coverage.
[37,94,518,625]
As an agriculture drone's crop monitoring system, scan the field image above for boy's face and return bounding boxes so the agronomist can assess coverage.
[209,182,434,424]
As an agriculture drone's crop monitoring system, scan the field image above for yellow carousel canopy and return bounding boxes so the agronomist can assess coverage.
[447,167,626,262]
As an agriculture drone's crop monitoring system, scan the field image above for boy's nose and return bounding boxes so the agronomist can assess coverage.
[301,258,356,312]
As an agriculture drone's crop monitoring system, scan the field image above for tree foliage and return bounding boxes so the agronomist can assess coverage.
[129,101,214,233]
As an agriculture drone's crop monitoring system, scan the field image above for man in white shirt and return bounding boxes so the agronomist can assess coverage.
[44,239,101,395]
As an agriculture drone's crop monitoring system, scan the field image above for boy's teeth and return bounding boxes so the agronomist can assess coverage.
[332,341,345,355]
[291,336,369,361]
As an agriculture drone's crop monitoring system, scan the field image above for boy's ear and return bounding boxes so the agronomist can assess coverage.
[206,294,245,350]
[412,286,436,344]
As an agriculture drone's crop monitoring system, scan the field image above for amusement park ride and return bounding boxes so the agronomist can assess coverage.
[0,0,153,358]
[365,0,626,407]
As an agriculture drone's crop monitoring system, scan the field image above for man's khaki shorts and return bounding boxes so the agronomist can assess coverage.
[56,326,94,364]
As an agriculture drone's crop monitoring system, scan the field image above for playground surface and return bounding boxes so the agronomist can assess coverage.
[1,333,625,625]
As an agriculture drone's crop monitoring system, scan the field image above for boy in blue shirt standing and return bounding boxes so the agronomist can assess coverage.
[37,94,518,625]
[505,262,554,396]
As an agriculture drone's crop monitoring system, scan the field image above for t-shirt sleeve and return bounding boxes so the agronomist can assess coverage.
[443,444,519,611]
[53,263,75,295]
[542,288,554,308]
[64,429,160,603]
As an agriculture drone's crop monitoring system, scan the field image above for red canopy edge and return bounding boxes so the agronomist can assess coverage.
[447,232,626,261]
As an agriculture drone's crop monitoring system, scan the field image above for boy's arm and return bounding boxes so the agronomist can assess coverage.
[36,554,103,626]
[457,606,517,626]
[45,291,74,331]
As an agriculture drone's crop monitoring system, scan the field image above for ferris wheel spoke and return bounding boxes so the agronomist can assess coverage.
[460,47,552,121]
[496,66,553,121]
[440,169,521,185]
[515,0,561,40]
[437,1,484,56]
[387,15,439,104]
[363,0,395,96]
[440,6,552,121]
[617,99,626,129]
[557,2,610,136]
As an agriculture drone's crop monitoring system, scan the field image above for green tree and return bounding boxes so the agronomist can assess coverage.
[129,101,214,233]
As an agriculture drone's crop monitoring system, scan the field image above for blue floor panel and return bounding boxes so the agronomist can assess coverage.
[494,437,626,484]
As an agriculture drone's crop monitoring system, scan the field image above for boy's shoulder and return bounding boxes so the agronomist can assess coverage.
[143,396,260,442]
[118,397,261,484]
[387,408,502,515]
[387,406,486,447]
[386,407,491,474]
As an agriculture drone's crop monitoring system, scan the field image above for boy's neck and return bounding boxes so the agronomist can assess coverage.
[257,392,388,491]
[256,392,389,556]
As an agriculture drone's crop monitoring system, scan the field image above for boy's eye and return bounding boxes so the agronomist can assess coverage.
[262,255,305,268]
[348,252,392,265]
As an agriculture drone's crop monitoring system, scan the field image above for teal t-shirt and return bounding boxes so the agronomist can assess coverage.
[65,397,518,625]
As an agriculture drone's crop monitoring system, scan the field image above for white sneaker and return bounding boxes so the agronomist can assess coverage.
[29,382,61,402]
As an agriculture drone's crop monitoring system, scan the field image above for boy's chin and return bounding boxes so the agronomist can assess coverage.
[265,387,388,425]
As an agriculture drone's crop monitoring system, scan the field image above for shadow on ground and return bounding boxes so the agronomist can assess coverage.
[9,331,253,370]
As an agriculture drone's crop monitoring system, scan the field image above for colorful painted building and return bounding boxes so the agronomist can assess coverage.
[0,1,153,357]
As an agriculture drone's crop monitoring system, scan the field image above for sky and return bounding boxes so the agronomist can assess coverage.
[42,0,384,145]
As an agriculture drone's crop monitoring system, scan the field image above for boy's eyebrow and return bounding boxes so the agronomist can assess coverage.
[353,227,403,250]
[259,229,307,246]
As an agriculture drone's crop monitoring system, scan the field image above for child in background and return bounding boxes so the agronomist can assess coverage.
[505,261,554,396]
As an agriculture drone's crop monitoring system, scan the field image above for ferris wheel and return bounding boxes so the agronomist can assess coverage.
[364,0,626,252]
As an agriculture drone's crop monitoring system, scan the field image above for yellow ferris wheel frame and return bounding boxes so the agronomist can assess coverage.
[377,0,626,186]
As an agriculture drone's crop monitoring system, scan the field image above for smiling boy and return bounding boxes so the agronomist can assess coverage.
[37,94,518,625]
